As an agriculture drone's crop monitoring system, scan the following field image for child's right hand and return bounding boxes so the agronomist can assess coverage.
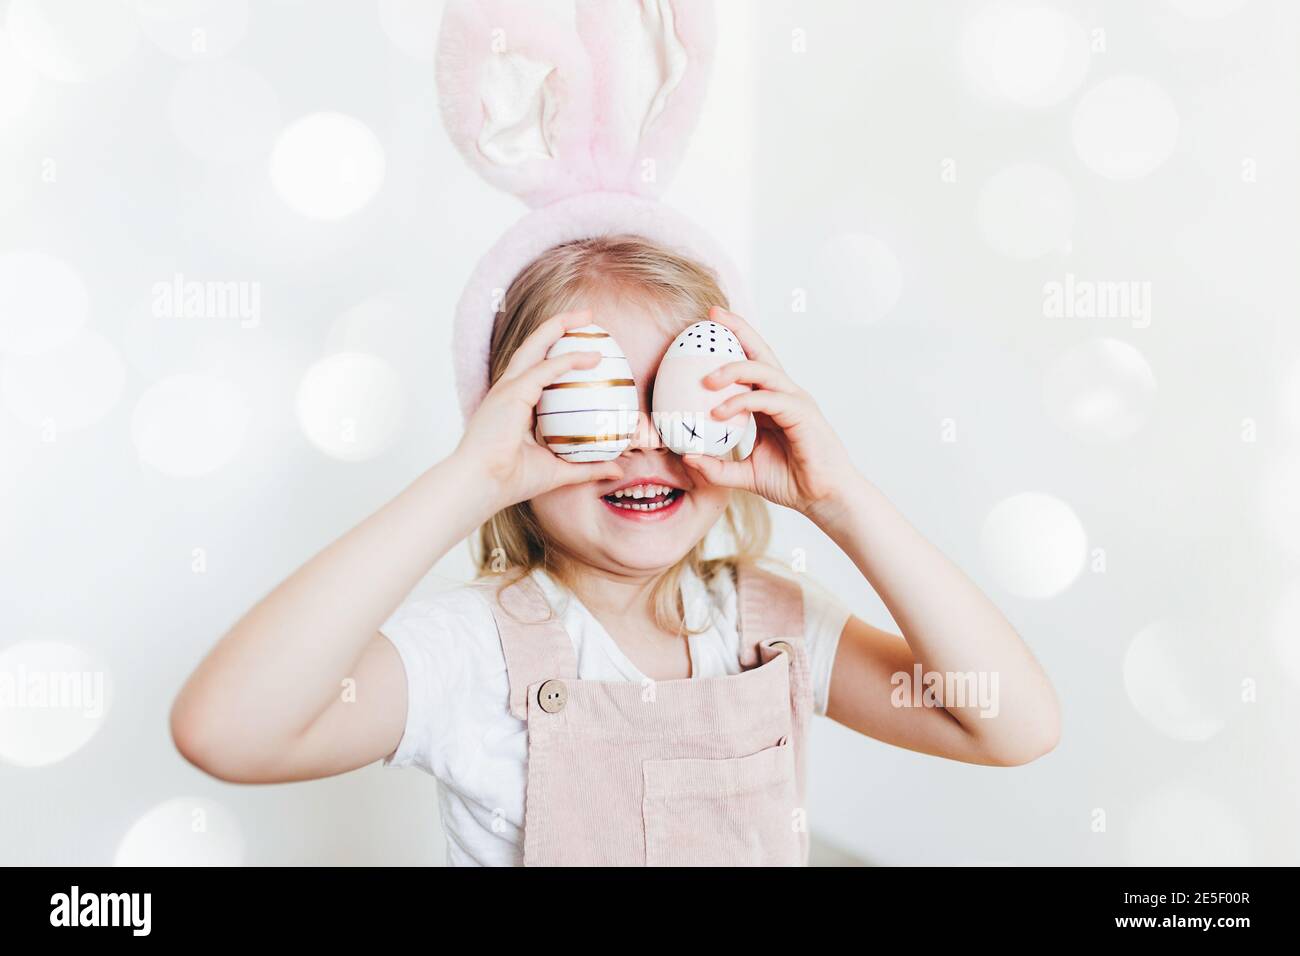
[453,309,624,512]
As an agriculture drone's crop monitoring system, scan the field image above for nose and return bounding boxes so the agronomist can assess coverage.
[624,408,665,454]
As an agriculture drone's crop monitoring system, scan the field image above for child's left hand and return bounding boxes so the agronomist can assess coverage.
[681,306,860,520]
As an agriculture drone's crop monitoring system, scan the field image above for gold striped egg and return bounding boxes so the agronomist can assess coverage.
[537,324,638,462]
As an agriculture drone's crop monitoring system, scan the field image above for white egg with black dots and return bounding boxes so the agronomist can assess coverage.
[536,324,639,462]
[652,320,756,459]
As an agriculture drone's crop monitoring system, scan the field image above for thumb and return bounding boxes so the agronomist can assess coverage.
[682,454,751,490]
[554,459,624,488]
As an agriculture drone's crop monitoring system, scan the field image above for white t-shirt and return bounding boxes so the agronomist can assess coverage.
[379,563,850,867]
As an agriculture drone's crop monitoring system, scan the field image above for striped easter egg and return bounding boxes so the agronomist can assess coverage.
[536,324,639,462]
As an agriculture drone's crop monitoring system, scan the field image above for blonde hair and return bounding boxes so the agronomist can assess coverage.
[470,234,772,634]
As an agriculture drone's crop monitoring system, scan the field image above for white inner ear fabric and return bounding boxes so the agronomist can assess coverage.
[633,0,688,138]
[477,52,558,166]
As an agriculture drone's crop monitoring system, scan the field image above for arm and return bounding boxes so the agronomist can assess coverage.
[169,456,495,783]
[684,307,1060,768]
[170,309,622,784]
[810,479,1060,766]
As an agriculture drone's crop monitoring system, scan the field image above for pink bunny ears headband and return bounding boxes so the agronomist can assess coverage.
[437,0,753,423]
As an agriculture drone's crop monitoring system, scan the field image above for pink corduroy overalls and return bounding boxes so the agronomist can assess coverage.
[479,563,811,867]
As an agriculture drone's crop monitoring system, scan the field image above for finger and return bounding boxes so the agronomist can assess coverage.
[499,309,594,383]
[510,349,604,404]
[682,453,754,492]
[710,389,805,430]
[703,359,801,396]
[708,306,784,372]
[552,459,624,488]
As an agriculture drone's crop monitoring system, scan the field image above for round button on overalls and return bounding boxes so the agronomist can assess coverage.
[770,641,794,657]
[537,679,568,714]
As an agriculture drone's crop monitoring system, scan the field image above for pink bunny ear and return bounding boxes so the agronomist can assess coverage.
[437,0,601,207]
[437,0,716,207]
[574,0,716,198]
[440,0,741,425]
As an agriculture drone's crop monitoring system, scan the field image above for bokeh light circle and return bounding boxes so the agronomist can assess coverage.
[378,0,440,61]
[0,640,112,767]
[5,0,139,83]
[961,3,1090,109]
[1072,75,1180,181]
[296,352,405,461]
[326,296,415,357]
[1044,338,1157,440]
[1,330,126,431]
[1123,619,1234,742]
[269,112,386,221]
[135,0,249,61]
[115,797,245,866]
[981,492,1087,599]
[131,373,251,477]
[0,251,89,355]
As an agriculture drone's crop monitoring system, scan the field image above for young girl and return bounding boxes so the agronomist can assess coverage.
[171,235,1060,867]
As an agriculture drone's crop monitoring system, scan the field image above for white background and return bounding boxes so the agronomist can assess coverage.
[1,0,1297,865]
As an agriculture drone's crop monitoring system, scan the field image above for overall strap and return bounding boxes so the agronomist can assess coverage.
[736,562,806,669]
[478,573,578,720]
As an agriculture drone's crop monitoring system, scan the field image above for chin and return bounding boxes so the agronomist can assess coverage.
[604,541,696,573]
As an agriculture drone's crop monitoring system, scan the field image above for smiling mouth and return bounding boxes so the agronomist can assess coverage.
[601,483,686,513]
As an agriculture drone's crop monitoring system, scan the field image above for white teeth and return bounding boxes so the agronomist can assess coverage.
[609,483,676,500]
[605,487,680,512]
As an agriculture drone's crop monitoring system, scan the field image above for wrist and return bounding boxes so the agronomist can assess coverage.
[805,472,873,531]
[428,452,506,526]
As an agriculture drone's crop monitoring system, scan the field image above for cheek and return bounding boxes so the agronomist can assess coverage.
[691,484,732,518]
[530,485,595,539]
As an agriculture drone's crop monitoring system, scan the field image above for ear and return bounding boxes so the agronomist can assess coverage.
[575,0,717,198]
[436,0,601,207]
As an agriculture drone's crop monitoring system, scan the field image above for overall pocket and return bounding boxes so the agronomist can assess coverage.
[641,737,801,867]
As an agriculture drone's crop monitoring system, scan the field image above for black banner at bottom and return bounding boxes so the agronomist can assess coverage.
[1,865,1281,941]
